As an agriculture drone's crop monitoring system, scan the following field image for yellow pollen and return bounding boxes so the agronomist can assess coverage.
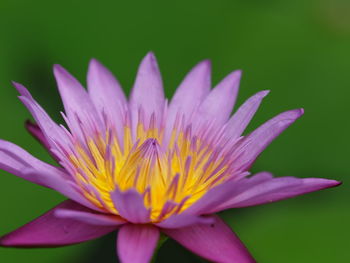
[68,121,231,222]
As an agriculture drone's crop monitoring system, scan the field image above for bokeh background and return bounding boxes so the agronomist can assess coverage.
[0,0,349,262]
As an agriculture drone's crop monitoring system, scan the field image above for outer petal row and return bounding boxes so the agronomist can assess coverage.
[163,215,255,263]
[0,200,118,247]
[1,200,255,263]
[214,172,341,212]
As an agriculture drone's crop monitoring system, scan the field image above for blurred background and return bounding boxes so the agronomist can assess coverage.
[0,0,349,262]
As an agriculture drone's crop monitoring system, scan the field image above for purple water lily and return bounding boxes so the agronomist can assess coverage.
[0,53,340,263]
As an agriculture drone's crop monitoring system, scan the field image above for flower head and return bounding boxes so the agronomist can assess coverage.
[0,53,340,263]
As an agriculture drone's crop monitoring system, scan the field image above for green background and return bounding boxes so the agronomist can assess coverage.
[0,0,349,262]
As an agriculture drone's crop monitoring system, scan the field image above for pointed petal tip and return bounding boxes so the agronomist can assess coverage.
[145,51,156,58]
[197,59,212,71]
[142,51,158,66]
[222,69,242,88]
[291,108,304,120]
[232,69,242,77]
[282,108,304,122]
[259,89,270,97]
[321,179,342,188]
[53,63,64,73]
[88,58,105,70]
[53,64,74,82]
[12,81,30,97]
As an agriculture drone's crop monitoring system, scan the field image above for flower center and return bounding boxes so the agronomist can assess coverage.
[66,115,234,222]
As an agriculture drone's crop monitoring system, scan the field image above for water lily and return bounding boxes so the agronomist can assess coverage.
[0,53,340,263]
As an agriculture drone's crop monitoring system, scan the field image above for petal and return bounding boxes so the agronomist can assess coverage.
[216,172,341,210]
[156,214,214,229]
[232,109,304,171]
[0,139,95,211]
[195,70,241,126]
[87,59,127,139]
[117,224,159,263]
[183,173,250,216]
[55,209,126,226]
[53,64,103,137]
[0,139,64,188]
[225,90,269,139]
[14,82,69,148]
[0,200,117,247]
[130,52,165,133]
[163,215,255,263]
[25,120,60,161]
[165,60,211,138]
[169,60,211,117]
[111,188,150,223]
[25,120,51,150]
[24,168,100,212]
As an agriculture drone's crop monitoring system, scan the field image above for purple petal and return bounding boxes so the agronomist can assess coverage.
[55,209,126,226]
[24,168,100,212]
[87,59,127,139]
[183,174,249,216]
[53,64,103,137]
[156,214,214,229]
[0,200,117,247]
[164,60,211,142]
[163,215,256,263]
[200,172,276,214]
[232,109,304,171]
[0,139,65,188]
[117,224,159,263]
[111,188,150,223]
[195,70,241,126]
[168,60,211,117]
[14,82,69,149]
[0,139,95,211]
[225,90,269,139]
[25,121,60,161]
[216,172,341,211]
[25,120,51,150]
[130,52,165,133]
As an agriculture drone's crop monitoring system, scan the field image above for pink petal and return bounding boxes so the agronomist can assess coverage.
[111,188,150,223]
[55,209,126,226]
[14,82,69,148]
[183,180,241,216]
[25,121,60,161]
[163,215,255,263]
[0,139,65,188]
[168,60,211,117]
[130,52,165,134]
[87,59,127,140]
[215,172,341,211]
[0,200,117,247]
[25,120,51,150]
[164,60,211,142]
[117,224,159,263]
[195,70,241,126]
[53,64,103,138]
[225,90,269,139]
[24,168,100,212]
[232,109,304,172]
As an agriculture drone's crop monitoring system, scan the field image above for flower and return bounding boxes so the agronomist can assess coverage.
[0,52,340,263]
